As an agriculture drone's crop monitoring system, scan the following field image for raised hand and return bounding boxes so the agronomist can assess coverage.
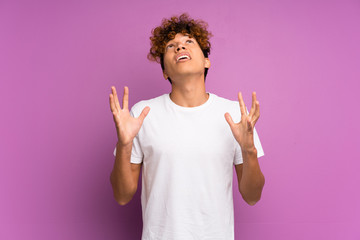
[224,92,260,152]
[109,86,150,146]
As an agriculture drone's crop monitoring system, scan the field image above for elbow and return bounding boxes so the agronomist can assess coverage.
[241,191,262,206]
[113,192,135,206]
[246,198,261,206]
[240,191,261,206]
[240,178,265,206]
[117,199,130,206]
[110,175,136,206]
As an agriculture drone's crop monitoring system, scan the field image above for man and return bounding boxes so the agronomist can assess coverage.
[109,13,265,240]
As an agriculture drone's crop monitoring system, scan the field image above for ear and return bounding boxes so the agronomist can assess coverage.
[204,58,211,69]
[163,71,169,80]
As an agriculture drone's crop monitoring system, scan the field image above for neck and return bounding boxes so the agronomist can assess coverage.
[169,73,209,107]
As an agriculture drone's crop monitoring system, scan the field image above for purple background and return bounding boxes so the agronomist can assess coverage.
[1,0,359,239]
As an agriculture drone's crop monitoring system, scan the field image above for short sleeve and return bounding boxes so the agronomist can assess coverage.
[233,107,265,165]
[113,106,144,164]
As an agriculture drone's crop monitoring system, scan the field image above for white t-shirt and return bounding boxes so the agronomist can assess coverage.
[113,92,264,240]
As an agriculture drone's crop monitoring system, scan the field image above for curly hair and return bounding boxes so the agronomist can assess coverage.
[147,13,213,84]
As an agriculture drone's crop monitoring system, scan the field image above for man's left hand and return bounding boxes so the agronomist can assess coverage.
[224,92,260,152]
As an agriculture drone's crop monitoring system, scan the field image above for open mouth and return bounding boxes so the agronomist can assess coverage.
[176,54,191,62]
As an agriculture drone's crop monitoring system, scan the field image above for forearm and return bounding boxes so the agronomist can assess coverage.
[110,141,136,205]
[239,148,265,205]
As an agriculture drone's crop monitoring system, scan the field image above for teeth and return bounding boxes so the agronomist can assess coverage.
[177,55,190,61]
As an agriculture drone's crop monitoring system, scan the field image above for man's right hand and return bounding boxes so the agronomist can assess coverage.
[109,86,150,146]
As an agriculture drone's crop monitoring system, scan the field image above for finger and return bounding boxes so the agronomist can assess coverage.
[254,100,260,118]
[252,101,260,126]
[249,101,260,126]
[238,92,246,117]
[112,86,122,111]
[249,92,257,118]
[109,94,117,113]
[123,86,129,110]
[224,112,235,128]
[247,116,253,132]
[138,106,150,123]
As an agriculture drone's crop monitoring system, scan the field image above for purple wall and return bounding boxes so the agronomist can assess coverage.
[1,0,359,239]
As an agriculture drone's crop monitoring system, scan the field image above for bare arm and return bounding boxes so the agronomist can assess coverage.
[110,142,139,205]
[235,149,265,206]
[226,91,265,206]
[109,86,149,205]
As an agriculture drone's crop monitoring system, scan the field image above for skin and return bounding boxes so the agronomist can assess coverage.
[109,86,150,147]
[163,33,211,107]
[225,92,265,205]
[109,32,265,206]
[109,86,149,205]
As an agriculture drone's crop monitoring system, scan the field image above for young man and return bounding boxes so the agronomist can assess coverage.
[109,13,265,240]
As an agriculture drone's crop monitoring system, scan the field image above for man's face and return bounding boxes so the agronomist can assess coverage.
[162,33,210,81]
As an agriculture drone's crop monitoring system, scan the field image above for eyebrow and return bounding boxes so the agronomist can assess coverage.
[166,35,192,46]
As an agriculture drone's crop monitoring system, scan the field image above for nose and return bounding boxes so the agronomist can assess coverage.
[175,44,186,52]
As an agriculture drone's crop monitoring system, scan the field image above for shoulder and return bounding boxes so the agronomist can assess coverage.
[212,93,241,111]
[210,93,242,121]
[130,94,167,117]
[212,93,239,107]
